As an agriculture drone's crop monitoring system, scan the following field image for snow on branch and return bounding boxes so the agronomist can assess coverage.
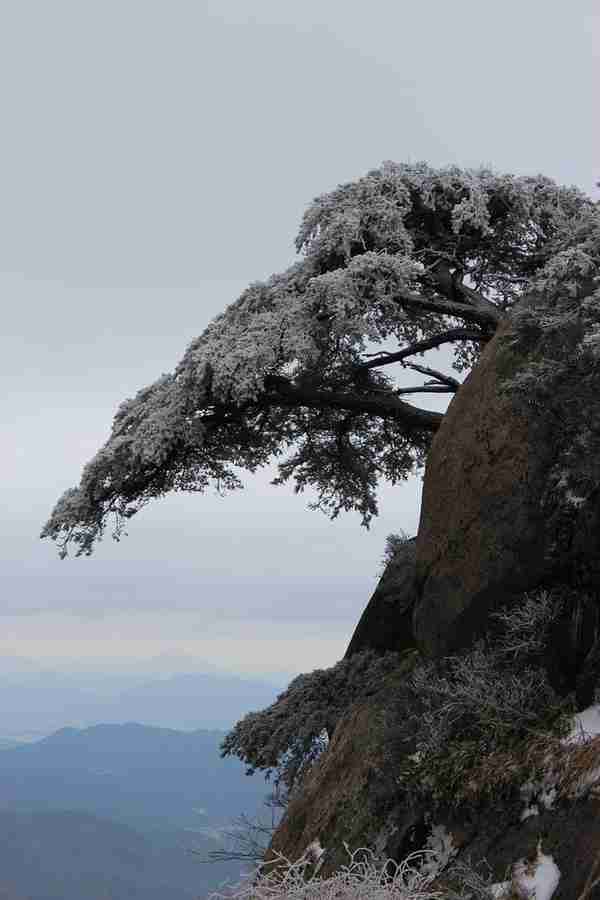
[42,160,600,557]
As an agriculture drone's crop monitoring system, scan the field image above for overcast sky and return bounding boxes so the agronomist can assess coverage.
[2,0,598,677]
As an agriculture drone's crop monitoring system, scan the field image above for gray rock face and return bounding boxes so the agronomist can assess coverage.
[344,538,418,659]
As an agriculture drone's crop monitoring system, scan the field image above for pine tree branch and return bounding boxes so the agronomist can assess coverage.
[428,257,506,326]
[392,286,504,331]
[263,375,443,431]
[454,280,507,325]
[357,328,486,371]
[401,362,460,390]
[394,384,456,395]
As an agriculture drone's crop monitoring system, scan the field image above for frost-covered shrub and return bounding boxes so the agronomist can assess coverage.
[208,844,457,900]
[491,590,565,662]
[221,650,403,794]
[399,591,575,808]
[439,858,498,900]
[498,215,600,414]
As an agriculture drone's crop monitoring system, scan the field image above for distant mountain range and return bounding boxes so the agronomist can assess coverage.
[0,660,289,735]
[0,722,278,899]
[0,660,290,897]
[0,721,270,830]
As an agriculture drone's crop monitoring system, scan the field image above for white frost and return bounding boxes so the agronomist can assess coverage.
[559,705,600,794]
[565,490,587,508]
[513,843,560,900]
[519,778,556,821]
[492,844,560,900]
[582,323,600,347]
[520,804,539,821]
[538,786,556,810]
[563,703,600,745]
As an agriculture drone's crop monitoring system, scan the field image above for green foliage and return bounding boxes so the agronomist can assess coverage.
[220,650,403,795]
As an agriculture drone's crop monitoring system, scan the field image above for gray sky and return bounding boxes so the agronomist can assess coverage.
[2,0,598,676]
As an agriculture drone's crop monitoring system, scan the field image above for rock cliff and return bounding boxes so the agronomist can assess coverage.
[267,283,600,896]
[414,291,600,682]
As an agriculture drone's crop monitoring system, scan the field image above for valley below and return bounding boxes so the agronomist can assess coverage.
[0,662,287,899]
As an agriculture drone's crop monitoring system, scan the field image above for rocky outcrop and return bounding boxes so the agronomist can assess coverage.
[267,648,600,898]
[413,289,600,690]
[268,285,600,890]
[344,286,600,696]
[344,537,418,659]
[439,797,600,900]
[265,651,425,879]
[343,286,600,684]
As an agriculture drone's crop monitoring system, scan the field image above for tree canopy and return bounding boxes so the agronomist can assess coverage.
[42,161,600,557]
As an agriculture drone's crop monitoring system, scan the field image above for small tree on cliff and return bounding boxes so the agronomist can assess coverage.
[42,162,599,557]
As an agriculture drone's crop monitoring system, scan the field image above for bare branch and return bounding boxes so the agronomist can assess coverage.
[401,362,460,390]
[263,375,443,432]
[393,385,456,395]
[357,327,486,372]
[192,813,274,865]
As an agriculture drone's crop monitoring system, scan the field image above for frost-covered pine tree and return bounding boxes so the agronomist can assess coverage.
[42,162,600,558]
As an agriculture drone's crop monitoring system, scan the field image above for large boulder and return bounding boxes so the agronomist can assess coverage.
[413,289,600,686]
[345,286,600,697]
